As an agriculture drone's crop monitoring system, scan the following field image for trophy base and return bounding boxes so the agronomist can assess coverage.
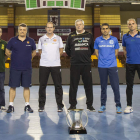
[69,127,87,134]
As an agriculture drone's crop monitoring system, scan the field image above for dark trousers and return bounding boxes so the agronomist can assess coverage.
[0,72,5,106]
[39,66,64,108]
[126,64,140,106]
[98,67,121,107]
[69,65,93,107]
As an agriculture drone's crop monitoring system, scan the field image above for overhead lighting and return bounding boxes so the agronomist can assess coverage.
[96,5,100,7]
[131,3,140,4]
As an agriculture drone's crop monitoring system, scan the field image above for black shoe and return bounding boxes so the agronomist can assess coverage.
[24,105,33,113]
[38,107,44,112]
[68,106,76,111]
[58,106,63,112]
[7,105,14,113]
[87,106,96,112]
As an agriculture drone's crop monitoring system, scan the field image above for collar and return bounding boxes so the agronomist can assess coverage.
[16,36,28,41]
[127,30,140,36]
[76,30,85,35]
[45,34,56,39]
[101,35,112,40]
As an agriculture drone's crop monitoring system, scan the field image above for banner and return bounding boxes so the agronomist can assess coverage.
[37,29,71,36]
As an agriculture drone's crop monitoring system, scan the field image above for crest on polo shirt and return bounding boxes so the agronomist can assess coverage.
[136,35,140,38]
[53,39,57,42]
[109,40,114,44]
[52,38,57,44]
[1,44,4,50]
[26,41,31,46]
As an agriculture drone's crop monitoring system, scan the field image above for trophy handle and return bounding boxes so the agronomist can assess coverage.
[66,111,72,127]
[82,110,88,128]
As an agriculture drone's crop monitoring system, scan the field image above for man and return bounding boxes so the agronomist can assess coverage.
[38,22,64,112]
[65,19,95,111]
[122,18,140,114]
[0,27,7,111]
[5,23,36,113]
[94,23,122,114]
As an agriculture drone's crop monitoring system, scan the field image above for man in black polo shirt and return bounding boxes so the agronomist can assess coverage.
[0,27,7,111]
[5,23,36,113]
[65,19,95,111]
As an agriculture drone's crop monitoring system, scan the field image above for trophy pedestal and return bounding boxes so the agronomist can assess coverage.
[69,127,87,134]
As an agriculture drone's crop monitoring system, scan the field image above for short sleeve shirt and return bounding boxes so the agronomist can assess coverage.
[94,35,119,68]
[122,32,140,64]
[0,39,7,72]
[38,34,63,67]
[6,36,36,70]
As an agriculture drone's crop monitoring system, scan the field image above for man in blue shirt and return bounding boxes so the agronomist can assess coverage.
[94,23,122,114]
[5,23,36,113]
[122,18,140,114]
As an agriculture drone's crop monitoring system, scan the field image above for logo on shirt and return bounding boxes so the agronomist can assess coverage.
[99,45,114,48]
[75,43,89,47]
[136,35,140,38]
[78,40,83,43]
[44,43,47,46]
[53,39,57,42]
[109,40,114,44]
[75,47,88,50]
[1,44,4,50]
[26,41,31,46]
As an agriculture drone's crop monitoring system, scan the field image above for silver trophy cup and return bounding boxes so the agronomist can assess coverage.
[66,109,88,134]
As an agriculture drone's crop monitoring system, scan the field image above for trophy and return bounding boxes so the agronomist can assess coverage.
[66,109,88,134]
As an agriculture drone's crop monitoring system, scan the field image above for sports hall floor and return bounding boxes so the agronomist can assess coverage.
[0,85,140,140]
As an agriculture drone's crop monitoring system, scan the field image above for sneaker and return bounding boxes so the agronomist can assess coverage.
[124,106,133,114]
[116,106,122,114]
[0,106,7,111]
[98,106,106,113]
[24,105,33,113]
[38,107,44,112]
[68,106,76,111]
[7,105,14,113]
[87,106,96,112]
[58,106,63,112]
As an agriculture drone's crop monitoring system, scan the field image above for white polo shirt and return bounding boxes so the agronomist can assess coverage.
[38,34,63,67]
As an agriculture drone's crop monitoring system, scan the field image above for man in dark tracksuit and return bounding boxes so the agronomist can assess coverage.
[65,19,95,111]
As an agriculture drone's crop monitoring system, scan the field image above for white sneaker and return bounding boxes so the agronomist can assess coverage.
[0,106,7,111]
[124,106,133,114]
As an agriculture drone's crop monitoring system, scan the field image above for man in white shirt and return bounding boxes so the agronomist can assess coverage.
[38,22,64,112]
